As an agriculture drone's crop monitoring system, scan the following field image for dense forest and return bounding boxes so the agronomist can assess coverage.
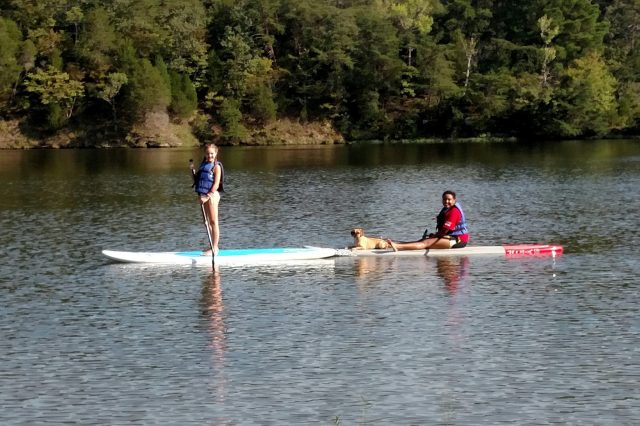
[1,0,639,146]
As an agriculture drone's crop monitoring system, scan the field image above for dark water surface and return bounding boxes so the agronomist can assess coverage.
[1,140,639,424]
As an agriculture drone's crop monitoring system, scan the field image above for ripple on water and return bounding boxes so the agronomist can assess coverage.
[1,143,639,424]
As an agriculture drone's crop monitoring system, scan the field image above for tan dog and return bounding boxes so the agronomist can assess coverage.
[350,228,390,250]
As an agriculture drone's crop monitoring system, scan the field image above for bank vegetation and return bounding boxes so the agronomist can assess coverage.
[1,0,639,148]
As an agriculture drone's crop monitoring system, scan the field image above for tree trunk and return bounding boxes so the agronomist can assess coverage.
[462,36,477,95]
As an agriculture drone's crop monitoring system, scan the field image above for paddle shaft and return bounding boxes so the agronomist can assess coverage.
[191,159,216,268]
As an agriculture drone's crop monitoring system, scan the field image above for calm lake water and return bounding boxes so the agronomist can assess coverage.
[1,140,639,424]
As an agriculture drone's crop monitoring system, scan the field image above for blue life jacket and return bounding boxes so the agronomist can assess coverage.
[436,203,468,236]
[195,160,225,195]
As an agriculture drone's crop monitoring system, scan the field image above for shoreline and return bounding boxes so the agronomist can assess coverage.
[0,117,346,149]
[1,117,637,149]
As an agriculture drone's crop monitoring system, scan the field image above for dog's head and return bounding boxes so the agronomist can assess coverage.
[351,228,364,238]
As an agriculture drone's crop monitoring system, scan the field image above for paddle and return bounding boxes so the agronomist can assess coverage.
[190,159,216,269]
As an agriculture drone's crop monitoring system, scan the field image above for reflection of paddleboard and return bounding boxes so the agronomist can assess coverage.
[102,246,337,266]
[339,244,563,257]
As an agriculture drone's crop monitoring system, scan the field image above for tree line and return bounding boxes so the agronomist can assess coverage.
[1,0,639,143]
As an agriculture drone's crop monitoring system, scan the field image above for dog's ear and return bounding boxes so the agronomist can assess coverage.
[350,228,357,237]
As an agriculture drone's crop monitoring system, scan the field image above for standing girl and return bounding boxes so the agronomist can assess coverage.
[194,144,224,255]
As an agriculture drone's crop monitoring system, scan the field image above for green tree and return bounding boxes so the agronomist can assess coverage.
[466,69,517,132]
[0,17,23,109]
[249,0,284,61]
[541,0,608,63]
[218,97,248,142]
[169,71,198,119]
[158,0,209,79]
[5,0,69,29]
[23,65,85,127]
[556,52,617,136]
[415,41,459,107]
[605,0,640,130]
[208,6,279,118]
[278,0,358,121]
[155,55,171,90]
[123,58,171,118]
[249,84,277,123]
[435,0,492,95]
[27,22,63,62]
[218,27,255,100]
[347,2,403,135]
[76,7,118,73]
[244,57,278,123]
[605,0,640,81]
[538,15,560,89]
[387,0,440,67]
[96,72,128,131]
[615,82,640,130]
[64,5,83,44]
[46,102,64,130]
[111,0,165,58]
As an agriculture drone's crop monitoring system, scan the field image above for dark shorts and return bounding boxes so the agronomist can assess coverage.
[425,234,468,249]
[444,235,467,249]
[451,239,467,249]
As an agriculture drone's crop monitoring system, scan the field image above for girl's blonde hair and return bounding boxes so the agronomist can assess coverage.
[204,143,218,153]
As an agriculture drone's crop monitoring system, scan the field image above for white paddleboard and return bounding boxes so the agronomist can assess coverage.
[104,244,563,267]
[103,246,338,266]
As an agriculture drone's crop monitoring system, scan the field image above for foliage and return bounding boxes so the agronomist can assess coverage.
[23,65,84,126]
[248,84,277,123]
[122,58,171,119]
[218,97,248,142]
[1,0,640,141]
[95,72,128,131]
[169,71,198,119]
[561,52,618,136]
[75,7,118,72]
[0,17,22,109]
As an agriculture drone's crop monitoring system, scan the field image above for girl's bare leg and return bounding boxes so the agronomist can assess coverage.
[387,237,451,251]
[205,192,220,253]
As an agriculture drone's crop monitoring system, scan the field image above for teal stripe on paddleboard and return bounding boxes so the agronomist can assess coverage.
[176,248,314,257]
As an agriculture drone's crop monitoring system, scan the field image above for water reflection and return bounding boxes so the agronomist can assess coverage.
[351,255,470,295]
[1,140,639,423]
[200,272,227,403]
[352,256,395,280]
[435,257,470,295]
[2,139,638,176]
[433,257,471,359]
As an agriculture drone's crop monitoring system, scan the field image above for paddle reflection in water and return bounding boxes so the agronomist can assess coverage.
[200,272,228,403]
